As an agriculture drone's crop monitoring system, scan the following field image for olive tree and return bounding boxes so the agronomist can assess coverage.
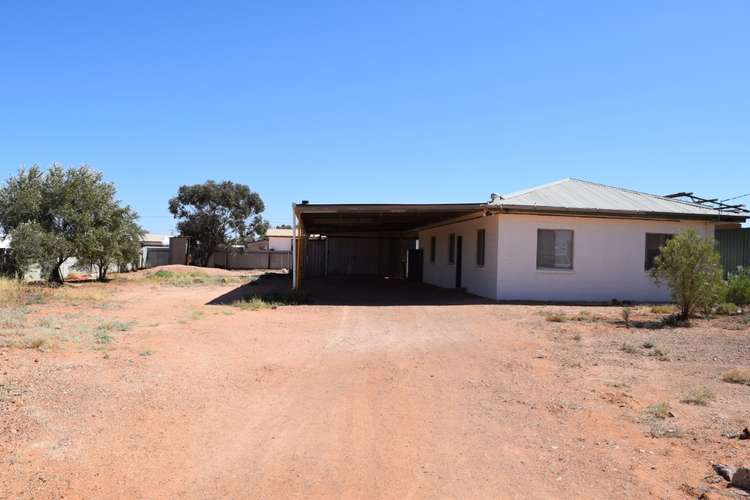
[0,165,143,283]
[78,205,144,281]
[650,229,725,319]
[168,181,267,266]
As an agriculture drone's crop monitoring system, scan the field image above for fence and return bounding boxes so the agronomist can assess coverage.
[210,250,292,270]
[717,228,750,274]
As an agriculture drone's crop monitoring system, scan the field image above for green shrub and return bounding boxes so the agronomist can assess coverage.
[715,302,740,316]
[650,229,724,319]
[726,267,750,306]
[543,311,567,323]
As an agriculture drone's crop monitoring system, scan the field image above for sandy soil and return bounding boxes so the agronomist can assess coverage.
[1,268,749,499]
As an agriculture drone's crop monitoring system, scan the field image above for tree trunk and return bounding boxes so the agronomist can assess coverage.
[49,257,66,284]
[98,262,108,281]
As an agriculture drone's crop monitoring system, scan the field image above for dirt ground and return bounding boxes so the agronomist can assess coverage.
[1,266,749,499]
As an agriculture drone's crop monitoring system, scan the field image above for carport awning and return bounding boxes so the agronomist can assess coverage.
[294,203,487,236]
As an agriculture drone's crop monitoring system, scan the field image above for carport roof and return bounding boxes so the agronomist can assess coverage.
[294,203,486,235]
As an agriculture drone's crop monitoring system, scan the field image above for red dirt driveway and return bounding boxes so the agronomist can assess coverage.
[1,271,749,499]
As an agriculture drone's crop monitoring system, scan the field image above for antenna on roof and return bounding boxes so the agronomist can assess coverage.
[664,191,749,214]
[489,193,503,203]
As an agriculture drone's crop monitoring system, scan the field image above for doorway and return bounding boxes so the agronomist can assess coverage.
[455,235,463,288]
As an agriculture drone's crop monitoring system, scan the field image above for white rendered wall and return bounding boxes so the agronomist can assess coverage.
[496,214,715,302]
[268,237,292,252]
[418,214,499,299]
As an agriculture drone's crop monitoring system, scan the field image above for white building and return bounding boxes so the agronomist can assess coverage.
[293,179,747,302]
[246,228,294,252]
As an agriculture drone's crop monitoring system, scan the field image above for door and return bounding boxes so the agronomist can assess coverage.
[455,235,463,288]
[407,248,423,282]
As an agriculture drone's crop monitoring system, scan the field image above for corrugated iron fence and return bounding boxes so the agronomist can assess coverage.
[717,228,750,274]
[210,250,292,270]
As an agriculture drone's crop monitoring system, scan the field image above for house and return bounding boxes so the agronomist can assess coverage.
[245,228,294,252]
[139,233,171,269]
[292,178,748,302]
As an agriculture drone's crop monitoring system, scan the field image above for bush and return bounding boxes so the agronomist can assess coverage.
[680,387,715,406]
[726,267,750,306]
[721,368,750,386]
[650,229,724,319]
[715,302,741,316]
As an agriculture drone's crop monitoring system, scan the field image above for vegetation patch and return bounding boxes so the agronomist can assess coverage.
[650,305,674,315]
[680,387,715,406]
[721,368,750,386]
[147,269,245,287]
[649,347,670,362]
[542,311,567,323]
[233,290,309,311]
[644,402,673,419]
[620,342,638,355]
[715,302,741,316]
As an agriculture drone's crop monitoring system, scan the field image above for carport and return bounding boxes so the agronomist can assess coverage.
[291,202,486,289]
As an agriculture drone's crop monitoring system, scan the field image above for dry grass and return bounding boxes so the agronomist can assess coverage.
[543,311,568,323]
[233,291,309,311]
[644,402,673,419]
[721,368,750,386]
[680,387,715,406]
[650,305,675,315]
[0,277,23,305]
[147,269,244,287]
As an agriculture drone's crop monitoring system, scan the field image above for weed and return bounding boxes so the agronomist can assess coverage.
[98,320,134,332]
[642,341,654,349]
[650,305,674,315]
[644,402,673,419]
[147,269,245,287]
[543,312,567,323]
[721,368,750,386]
[648,420,683,438]
[680,387,715,406]
[94,331,114,344]
[574,310,592,321]
[621,307,632,328]
[191,310,204,320]
[139,350,154,357]
[650,347,670,361]
[620,342,638,354]
[233,290,309,311]
[572,333,581,341]
[0,277,23,305]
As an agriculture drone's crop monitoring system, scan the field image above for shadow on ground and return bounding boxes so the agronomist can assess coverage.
[208,274,494,306]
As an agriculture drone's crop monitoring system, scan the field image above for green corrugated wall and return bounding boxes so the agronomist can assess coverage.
[717,228,750,274]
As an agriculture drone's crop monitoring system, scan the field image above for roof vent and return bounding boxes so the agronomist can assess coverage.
[301,200,309,205]
[489,192,502,202]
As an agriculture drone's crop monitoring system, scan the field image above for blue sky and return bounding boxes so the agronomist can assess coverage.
[1,1,748,233]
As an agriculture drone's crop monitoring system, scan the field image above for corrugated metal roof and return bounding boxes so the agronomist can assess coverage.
[491,178,738,218]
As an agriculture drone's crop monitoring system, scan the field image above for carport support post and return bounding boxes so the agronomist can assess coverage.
[292,203,298,289]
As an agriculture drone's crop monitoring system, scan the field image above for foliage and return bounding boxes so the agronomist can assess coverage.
[726,267,750,306]
[168,181,267,266]
[275,224,292,229]
[715,302,740,316]
[649,229,725,319]
[0,165,143,283]
[146,269,245,287]
[621,307,632,328]
[77,205,143,281]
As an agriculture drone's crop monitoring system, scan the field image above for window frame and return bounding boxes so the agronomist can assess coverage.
[448,233,456,264]
[536,229,574,270]
[476,229,485,267]
[644,233,673,271]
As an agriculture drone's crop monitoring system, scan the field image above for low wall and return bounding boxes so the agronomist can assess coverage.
[210,250,291,270]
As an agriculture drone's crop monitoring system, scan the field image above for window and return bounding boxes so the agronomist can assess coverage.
[536,229,573,269]
[430,236,436,263]
[645,233,673,270]
[476,229,485,266]
[448,233,456,264]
